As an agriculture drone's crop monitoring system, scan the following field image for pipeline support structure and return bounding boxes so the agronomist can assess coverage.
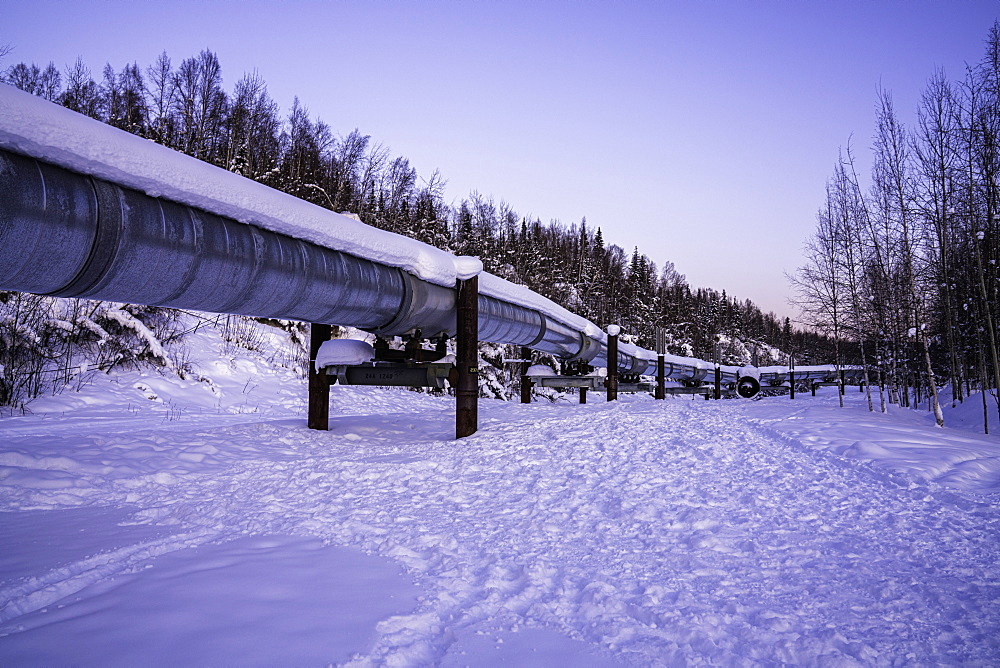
[0,86,862,432]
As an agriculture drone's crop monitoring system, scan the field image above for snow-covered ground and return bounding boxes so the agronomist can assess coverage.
[2,333,1000,666]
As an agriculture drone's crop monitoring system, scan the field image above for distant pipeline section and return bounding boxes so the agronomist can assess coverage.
[1,146,736,385]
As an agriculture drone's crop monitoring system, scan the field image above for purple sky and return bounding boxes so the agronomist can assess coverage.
[3,1,998,320]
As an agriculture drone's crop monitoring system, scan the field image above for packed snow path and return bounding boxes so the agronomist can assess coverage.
[2,389,1000,665]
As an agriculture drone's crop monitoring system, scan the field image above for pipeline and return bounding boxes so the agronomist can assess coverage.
[1,146,706,379]
[0,85,853,392]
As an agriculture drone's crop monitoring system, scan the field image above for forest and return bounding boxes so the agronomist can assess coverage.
[793,22,1000,425]
[0,44,827,408]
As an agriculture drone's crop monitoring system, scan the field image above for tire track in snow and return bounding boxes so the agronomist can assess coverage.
[0,530,212,627]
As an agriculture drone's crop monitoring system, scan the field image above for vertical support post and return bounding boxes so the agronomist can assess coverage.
[713,339,722,400]
[580,387,588,404]
[606,325,620,402]
[308,322,332,430]
[456,276,479,438]
[656,354,665,400]
[811,382,817,396]
[654,328,666,401]
[520,345,532,404]
[789,358,796,400]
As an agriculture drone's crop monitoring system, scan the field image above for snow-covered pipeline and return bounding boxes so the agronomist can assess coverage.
[0,144,709,379]
[0,84,840,387]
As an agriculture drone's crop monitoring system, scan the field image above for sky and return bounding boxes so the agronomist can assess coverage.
[3,1,999,321]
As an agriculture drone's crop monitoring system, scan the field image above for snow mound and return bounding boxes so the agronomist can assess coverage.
[315,339,375,369]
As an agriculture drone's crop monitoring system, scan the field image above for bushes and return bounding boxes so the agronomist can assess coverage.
[0,294,185,409]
